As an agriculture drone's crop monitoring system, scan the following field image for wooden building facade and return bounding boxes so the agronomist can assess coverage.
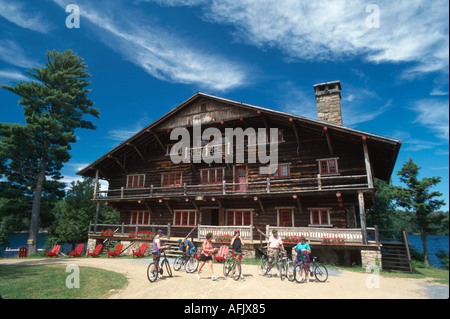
[78,81,401,265]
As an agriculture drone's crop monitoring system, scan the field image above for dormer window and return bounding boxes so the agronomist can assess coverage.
[317,158,339,175]
[127,174,145,188]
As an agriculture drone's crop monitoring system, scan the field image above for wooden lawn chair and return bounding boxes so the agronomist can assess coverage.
[69,244,84,257]
[46,245,61,258]
[132,243,148,258]
[214,245,229,263]
[108,243,123,258]
[18,246,28,258]
[87,244,103,258]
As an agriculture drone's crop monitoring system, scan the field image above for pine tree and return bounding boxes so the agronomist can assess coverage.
[0,50,99,254]
[395,158,446,266]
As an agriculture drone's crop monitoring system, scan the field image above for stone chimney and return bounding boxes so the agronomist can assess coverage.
[313,80,343,126]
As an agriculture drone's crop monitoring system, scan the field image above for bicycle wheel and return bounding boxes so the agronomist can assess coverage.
[147,262,159,283]
[223,257,232,276]
[173,256,184,271]
[286,260,295,282]
[162,259,173,278]
[232,261,242,281]
[279,260,286,281]
[314,264,328,282]
[257,256,268,276]
[294,264,306,283]
[185,257,199,273]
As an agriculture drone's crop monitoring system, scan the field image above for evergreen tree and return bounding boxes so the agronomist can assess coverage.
[395,158,446,266]
[0,50,99,253]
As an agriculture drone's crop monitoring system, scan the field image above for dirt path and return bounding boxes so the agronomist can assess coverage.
[0,257,444,299]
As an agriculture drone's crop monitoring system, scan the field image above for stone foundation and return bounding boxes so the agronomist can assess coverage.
[361,249,382,269]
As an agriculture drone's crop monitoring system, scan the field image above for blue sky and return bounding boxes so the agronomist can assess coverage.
[0,0,449,211]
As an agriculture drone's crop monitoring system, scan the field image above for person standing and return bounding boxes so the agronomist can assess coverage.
[231,230,245,279]
[267,229,286,277]
[196,232,218,281]
[152,229,170,270]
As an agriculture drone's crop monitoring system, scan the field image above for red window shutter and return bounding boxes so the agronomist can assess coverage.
[243,211,251,226]
[176,172,182,186]
[209,169,216,183]
[321,210,329,225]
[312,210,320,224]
[216,169,223,183]
[235,211,243,226]
[188,211,195,225]
[175,211,181,225]
[131,212,136,225]
[227,211,234,225]
[280,209,291,224]
[182,211,188,225]
[138,175,144,187]
[320,160,328,174]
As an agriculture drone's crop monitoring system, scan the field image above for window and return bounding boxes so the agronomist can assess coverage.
[174,210,196,226]
[225,210,252,226]
[310,209,331,226]
[280,209,291,224]
[127,174,145,188]
[318,158,339,175]
[200,168,224,184]
[161,172,182,187]
[130,211,150,225]
[270,164,290,178]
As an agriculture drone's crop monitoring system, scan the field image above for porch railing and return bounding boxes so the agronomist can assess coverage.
[266,225,379,245]
[94,174,368,200]
[198,225,253,242]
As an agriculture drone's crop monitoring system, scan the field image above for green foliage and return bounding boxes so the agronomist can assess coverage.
[0,49,100,252]
[367,178,397,229]
[50,177,119,246]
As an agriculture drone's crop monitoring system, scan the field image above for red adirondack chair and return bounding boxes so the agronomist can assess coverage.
[18,246,28,258]
[108,243,123,258]
[69,244,84,258]
[46,245,61,258]
[214,245,228,263]
[87,244,103,258]
[132,243,148,258]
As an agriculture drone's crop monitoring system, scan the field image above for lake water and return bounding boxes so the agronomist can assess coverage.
[0,233,85,258]
[408,234,449,268]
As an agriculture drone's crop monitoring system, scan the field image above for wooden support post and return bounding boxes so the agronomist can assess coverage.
[266,177,270,193]
[148,130,166,153]
[94,202,100,233]
[292,121,301,154]
[165,201,174,215]
[317,174,322,190]
[362,136,374,188]
[324,126,334,156]
[127,142,147,164]
[358,190,368,245]
[296,197,304,215]
[107,155,128,174]
[257,199,266,215]
[93,169,99,199]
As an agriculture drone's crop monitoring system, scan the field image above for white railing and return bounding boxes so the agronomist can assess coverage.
[266,225,365,243]
[198,225,253,242]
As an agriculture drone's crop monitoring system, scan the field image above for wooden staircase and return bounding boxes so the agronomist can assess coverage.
[380,229,413,273]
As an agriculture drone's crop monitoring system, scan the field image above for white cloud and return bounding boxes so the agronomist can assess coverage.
[51,0,247,91]
[391,130,445,152]
[0,69,31,82]
[0,0,52,33]
[204,0,449,77]
[136,0,208,6]
[0,39,41,68]
[411,99,449,141]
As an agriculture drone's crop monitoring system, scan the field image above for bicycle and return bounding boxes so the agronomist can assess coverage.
[147,249,173,283]
[174,252,199,273]
[257,248,270,276]
[293,253,328,283]
[223,250,243,281]
[277,250,295,282]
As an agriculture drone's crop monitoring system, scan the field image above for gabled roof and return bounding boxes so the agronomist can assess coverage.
[77,92,401,181]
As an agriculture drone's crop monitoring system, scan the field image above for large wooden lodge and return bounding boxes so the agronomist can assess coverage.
[78,81,402,267]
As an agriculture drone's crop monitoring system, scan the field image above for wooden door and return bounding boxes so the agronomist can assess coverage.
[234,165,247,192]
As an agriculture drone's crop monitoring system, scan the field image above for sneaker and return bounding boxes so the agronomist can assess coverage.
[268,273,272,278]
[306,278,309,283]
[240,274,244,279]
[211,275,218,281]
[195,274,200,280]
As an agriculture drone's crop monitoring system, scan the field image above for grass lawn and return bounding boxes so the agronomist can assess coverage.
[0,264,127,299]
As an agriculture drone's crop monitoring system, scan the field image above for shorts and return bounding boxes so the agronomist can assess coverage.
[152,253,161,264]
[268,248,279,261]
[200,253,212,262]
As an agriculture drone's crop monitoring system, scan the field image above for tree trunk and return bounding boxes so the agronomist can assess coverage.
[28,153,47,254]
[420,227,429,267]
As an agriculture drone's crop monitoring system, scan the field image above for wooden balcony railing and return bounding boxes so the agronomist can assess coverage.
[94,174,368,200]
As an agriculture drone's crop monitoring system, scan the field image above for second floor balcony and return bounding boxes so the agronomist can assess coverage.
[94,173,369,201]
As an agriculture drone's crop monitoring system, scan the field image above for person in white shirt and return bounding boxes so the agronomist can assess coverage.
[267,229,286,277]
